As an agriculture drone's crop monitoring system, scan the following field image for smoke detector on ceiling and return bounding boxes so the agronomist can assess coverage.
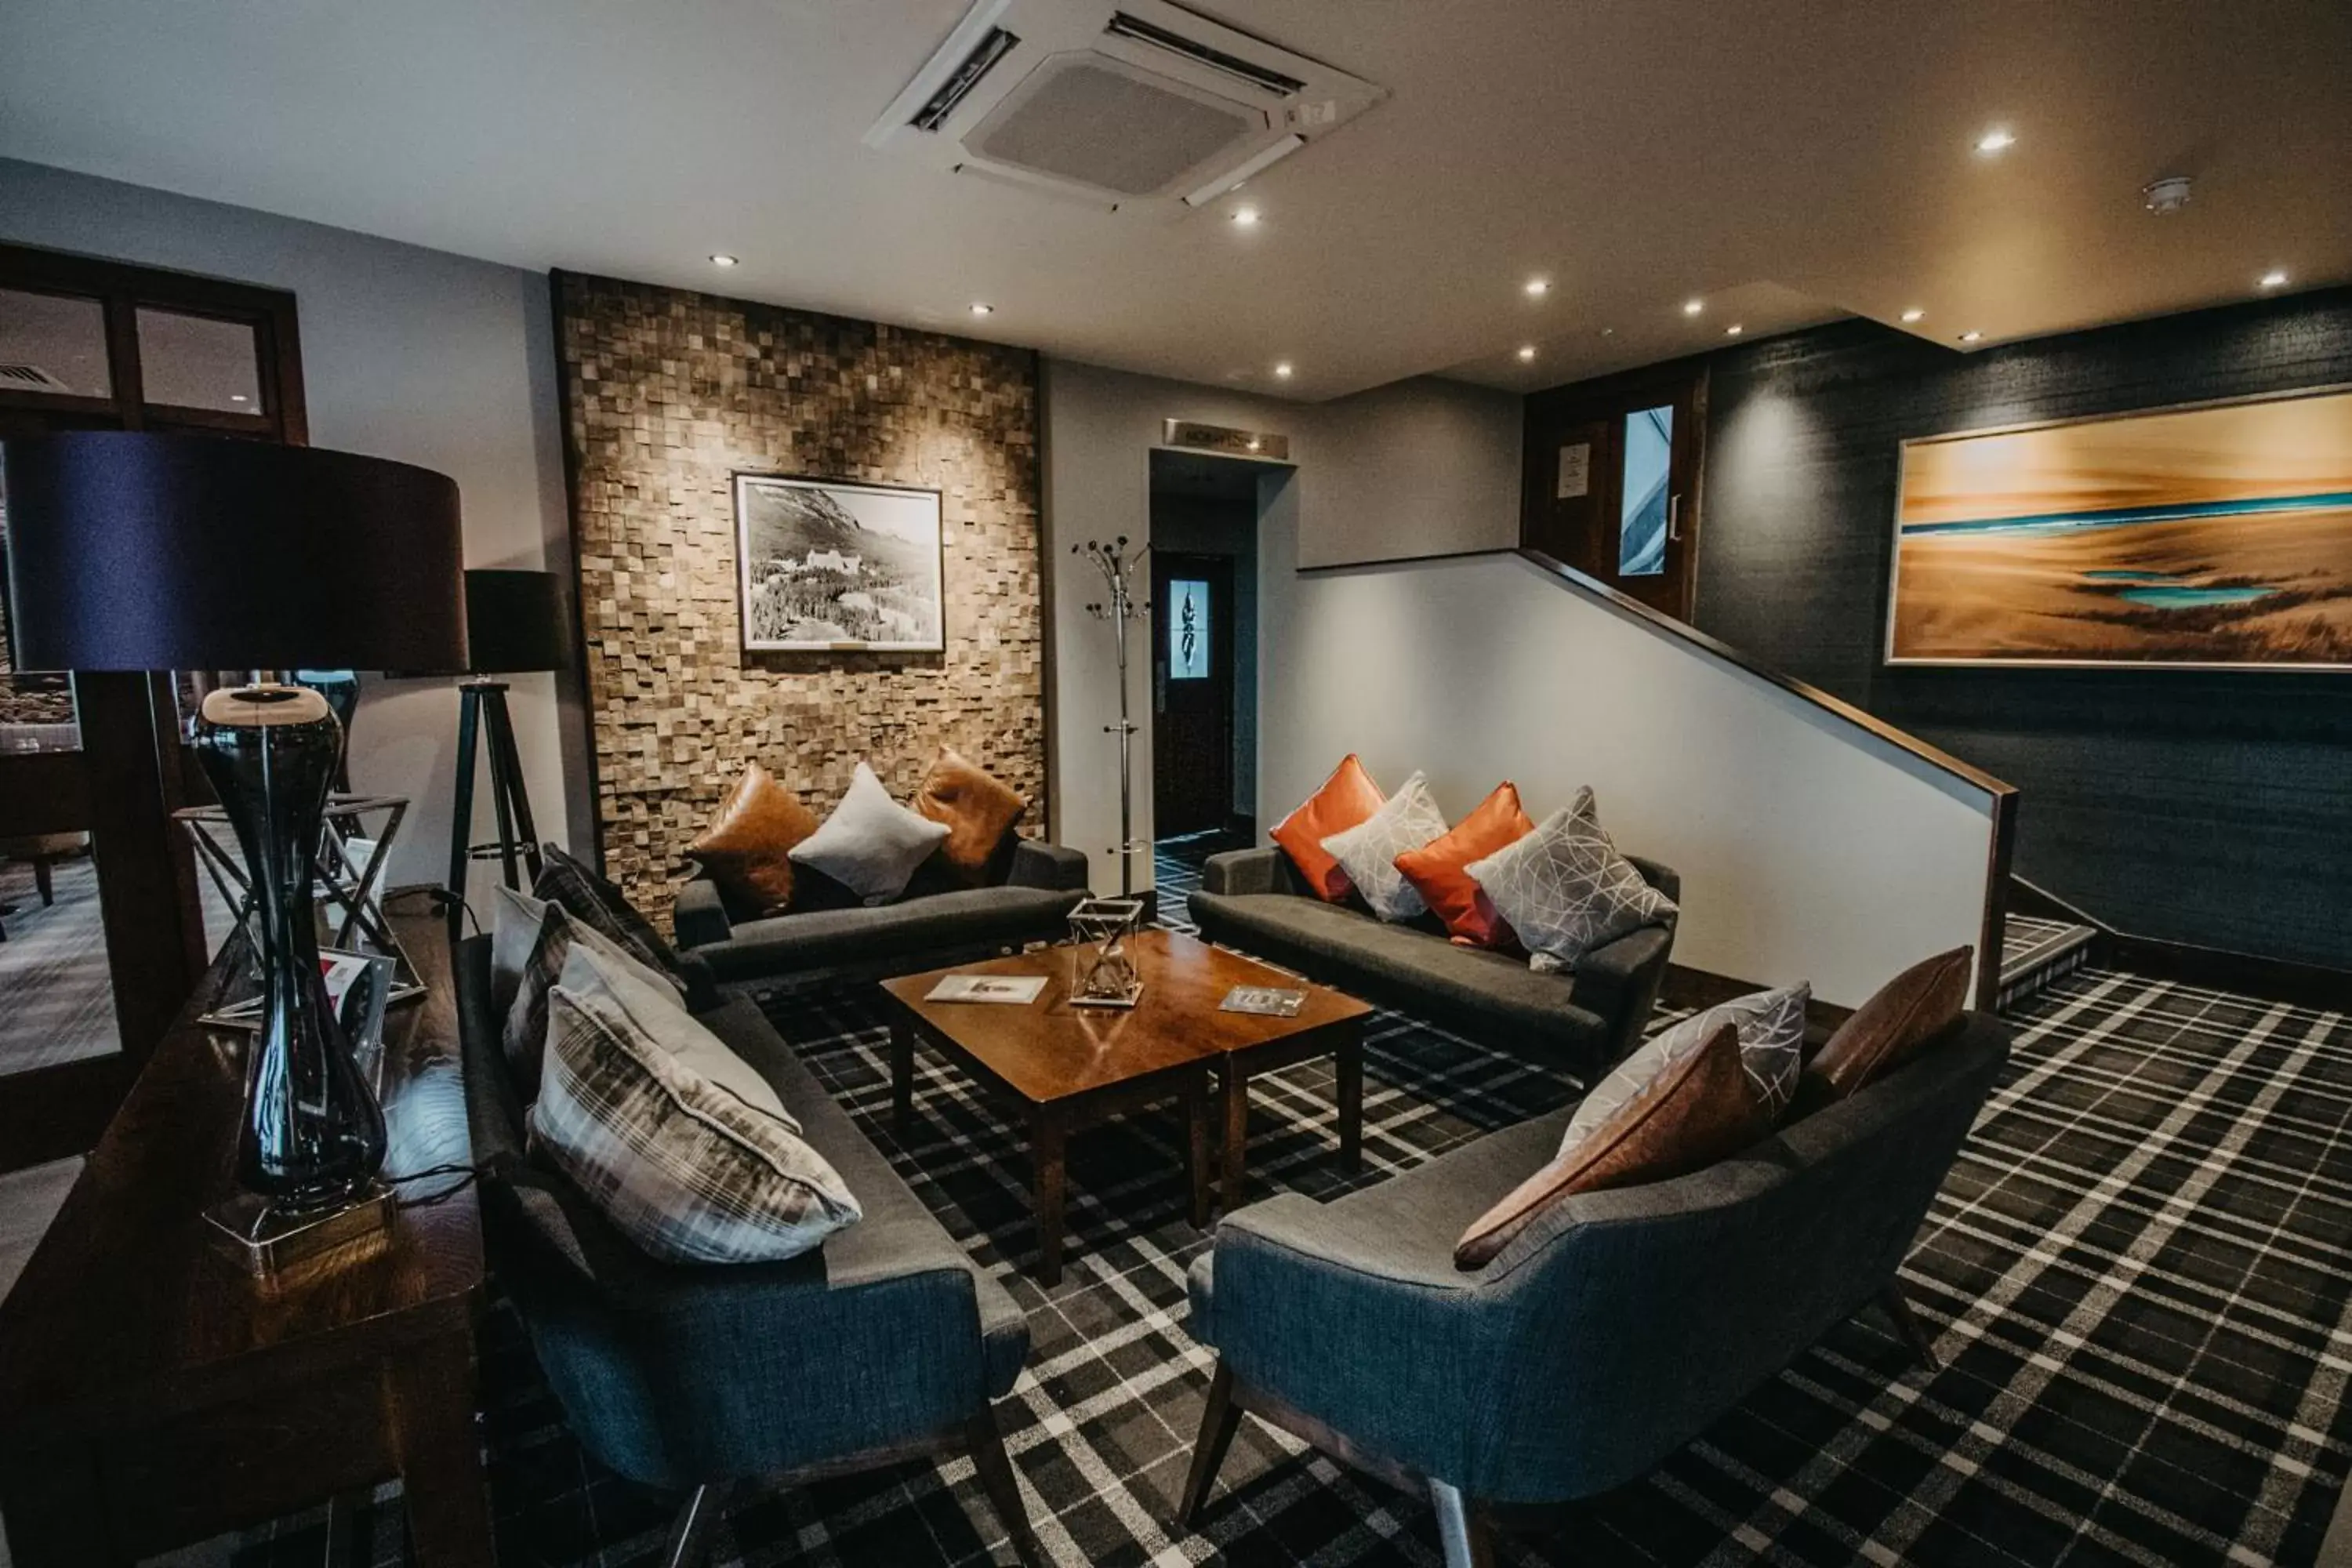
[2142,176,2194,215]
[865,0,1385,216]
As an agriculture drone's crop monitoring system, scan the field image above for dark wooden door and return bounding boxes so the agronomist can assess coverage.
[1523,364,1708,620]
[0,241,305,1171]
[1152,552,1235,837]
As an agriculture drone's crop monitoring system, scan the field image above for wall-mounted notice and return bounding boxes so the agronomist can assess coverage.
[1557,441,1592,499]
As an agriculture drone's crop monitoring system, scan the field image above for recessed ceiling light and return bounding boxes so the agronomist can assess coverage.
[1900,307,1926,324]
[1599,327,1616,338]
[1725,324,1744,337]
[709,253,739,267]
[1524,278,1551,298]
[1682,298,1704,316]
[1516,345,1537,361]
[969,303,994,316]
[1958,330,1984,343]
[1273,361,1294,379]
[2259,269,2290,289]
[229,394,249,403]
[1230,207,1260,227]
[1973,127,2016,155]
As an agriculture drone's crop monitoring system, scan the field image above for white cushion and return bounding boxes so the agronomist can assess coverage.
[1319,770,1449,920]
[789,760,950,904]
[1559,984,1809,1161]
[529,943,856,1264]
[490,883,551,1018]
[1465,790,1676,971]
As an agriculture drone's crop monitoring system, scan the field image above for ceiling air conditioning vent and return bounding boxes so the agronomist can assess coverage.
[866,0,1384,219]
[912,25,1021,132]
[0,362,73,394]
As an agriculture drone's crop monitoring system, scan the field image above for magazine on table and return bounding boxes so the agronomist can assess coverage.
[1220,985,1307,1018]
[926,973,1048,1006]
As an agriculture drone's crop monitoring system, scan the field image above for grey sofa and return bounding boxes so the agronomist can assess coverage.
[1190,846,1677,1071]
[674,837,1091,987]
[455,936,1040,1567]
[1177,1009,2008,1566]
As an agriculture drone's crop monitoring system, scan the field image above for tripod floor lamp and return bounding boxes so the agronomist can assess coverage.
[447,568,567,927]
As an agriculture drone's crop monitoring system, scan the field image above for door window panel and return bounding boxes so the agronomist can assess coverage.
[0,288,111,398]
[1168,579,1210,679]
[1618,403,1674,576]
[136,307,264,412]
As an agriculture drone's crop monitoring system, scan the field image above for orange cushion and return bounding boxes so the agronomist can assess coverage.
[913,746,1028,882]
[1453,1021,1762,1269]
[1393,782,1535,947]
[1271,754,1386,902]
[686,760,819,913]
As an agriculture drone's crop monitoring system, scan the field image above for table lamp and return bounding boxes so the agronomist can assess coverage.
[446,568,568,923]
[2,431,466,1221]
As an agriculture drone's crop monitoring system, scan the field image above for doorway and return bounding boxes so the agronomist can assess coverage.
[1521,361,1707,621]
[1149,448,1264,880]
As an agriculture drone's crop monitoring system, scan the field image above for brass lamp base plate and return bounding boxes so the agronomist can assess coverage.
[205,1183,394,1284]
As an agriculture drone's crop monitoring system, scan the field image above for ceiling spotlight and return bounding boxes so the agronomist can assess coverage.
[1230,206,1261,227]
[1273,361,1294,379]
[709,253,739,267]
[1900,307,1926,324]
[2259,268,2290,289]
[1973,127,2016,155]
[1958,330,1984,343]
[1524,278,1552,297]
[1516,345,1537,361]
[1725,324,1744,337]
[1599,328,1616,338]
[969,303,994,316]
[1682,298,1704,316]
[2142,176,2193,215]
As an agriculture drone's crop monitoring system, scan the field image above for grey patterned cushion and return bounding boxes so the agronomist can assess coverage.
[1559,984,1810,1160]
[1320,770,1449,920]
[789,760,951,905]
[528,942,858,1265]
[534,842,688,982]
[503,900,688,1102]
[1465,791,1678,971]
[489,883,551,1020]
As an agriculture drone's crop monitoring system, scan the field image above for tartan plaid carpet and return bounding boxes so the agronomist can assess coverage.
[211,850,2352,1567]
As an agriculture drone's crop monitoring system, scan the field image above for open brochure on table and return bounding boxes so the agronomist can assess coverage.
[925,973,1049,1005]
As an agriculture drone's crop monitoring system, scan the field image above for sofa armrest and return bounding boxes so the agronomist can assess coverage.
[1201,846,1290,897]
[1573,922,1676,1068]
[1008,837,1091,893]
[1625,855,1679,906]
[490,1169,1000,1484]
[673,876,733,950]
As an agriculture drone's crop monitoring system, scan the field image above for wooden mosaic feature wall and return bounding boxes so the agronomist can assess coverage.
[555,274,1046,917]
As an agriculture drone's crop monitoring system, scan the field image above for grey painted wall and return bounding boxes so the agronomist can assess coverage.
[0,157,591,905]
[1692,289,2352,969]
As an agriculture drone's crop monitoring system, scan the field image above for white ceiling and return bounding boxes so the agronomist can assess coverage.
[2,0,2346,401]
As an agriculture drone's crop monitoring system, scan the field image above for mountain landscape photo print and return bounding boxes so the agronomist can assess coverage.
[734,474,944,652]
[1887,387,2352,668]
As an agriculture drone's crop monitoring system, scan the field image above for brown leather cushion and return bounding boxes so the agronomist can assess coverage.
[686,760,818,914]
[1798,944,1973,1109]
[1454,1021,1764,1269]
[1393,781,1534,949]
[1271,753,1387,903]
[913,746,1027,882]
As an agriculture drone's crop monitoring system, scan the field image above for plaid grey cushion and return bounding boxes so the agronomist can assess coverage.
[1319,769,1448,921]
[1465,788,1676,971]
[1561,984,1810,1159]
[534,842,686,981]
[503,902,688,1102]
[528,942,858,1265]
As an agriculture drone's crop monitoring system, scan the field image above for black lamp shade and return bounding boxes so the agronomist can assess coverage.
[463,569,568,673]
[2,430,466,672]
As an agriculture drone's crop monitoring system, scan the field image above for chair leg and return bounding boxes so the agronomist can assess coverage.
[967,1406,1044,1568]
[1428,1479,1497,1568]
[661,1482,726,1568]
[1881,1280,1943,1371]
[34,856,54,906]
[1178,1359,1244,1527]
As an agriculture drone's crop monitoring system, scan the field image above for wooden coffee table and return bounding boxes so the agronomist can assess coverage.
[880,930,1371,1285]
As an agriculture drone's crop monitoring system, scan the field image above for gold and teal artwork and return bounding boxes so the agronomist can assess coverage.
[1887,387,2352,668]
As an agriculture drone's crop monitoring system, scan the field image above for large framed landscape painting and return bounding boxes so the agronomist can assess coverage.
[1886,387,2352,670]
[734,474,945,653]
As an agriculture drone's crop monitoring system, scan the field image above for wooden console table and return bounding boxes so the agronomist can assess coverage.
[0,909,494,1565]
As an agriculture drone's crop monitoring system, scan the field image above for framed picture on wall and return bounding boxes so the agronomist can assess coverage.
[733,474,946,653]
[1884,385,2352,670]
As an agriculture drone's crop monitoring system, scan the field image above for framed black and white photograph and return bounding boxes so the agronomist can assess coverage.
[733,473,945,652]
